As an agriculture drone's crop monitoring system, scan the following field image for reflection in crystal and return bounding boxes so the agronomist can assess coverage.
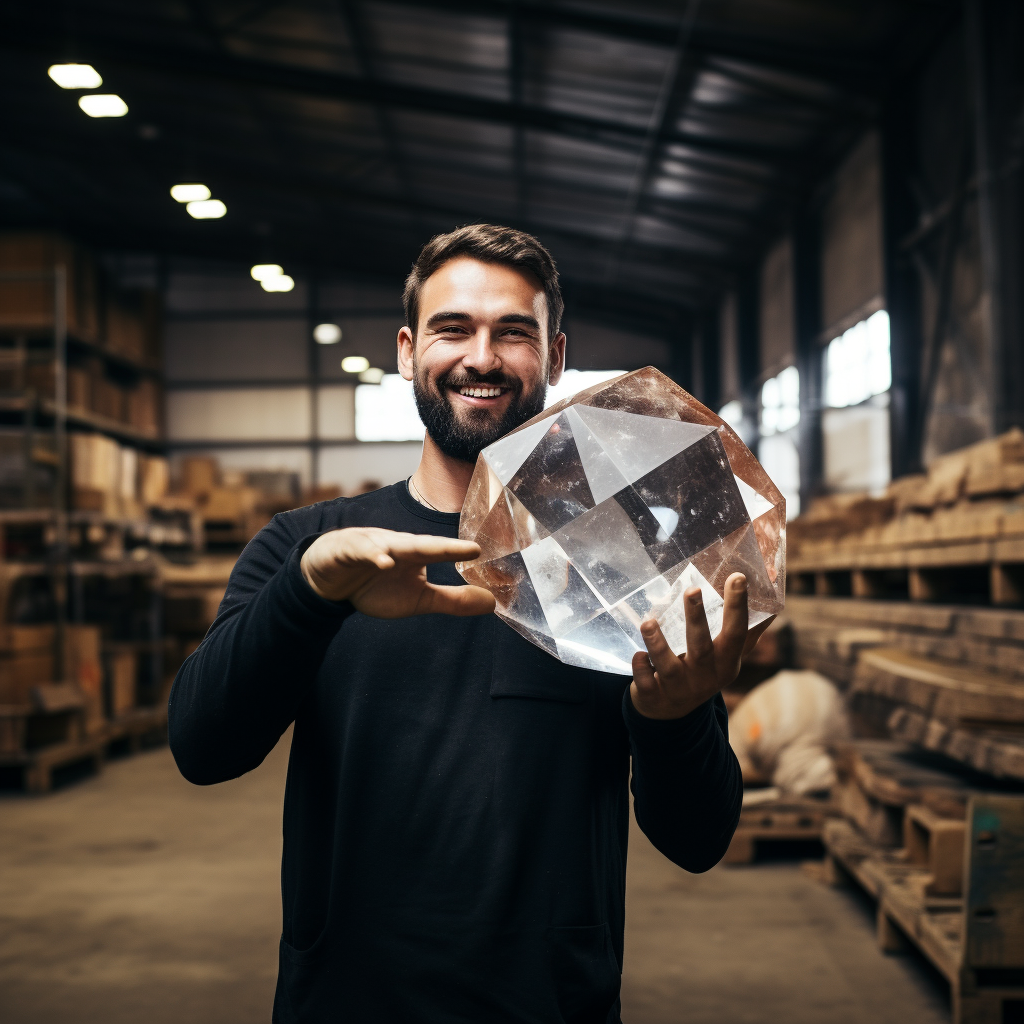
[508,414,595,532]
[520,536,605,637]
[630,431,749,559]
[574,404,716,485]
[458,367,785,674]
[555,612,640,674]
[553,495,661,605]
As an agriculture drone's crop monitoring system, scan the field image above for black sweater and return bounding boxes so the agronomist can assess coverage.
[168,481,742,1024]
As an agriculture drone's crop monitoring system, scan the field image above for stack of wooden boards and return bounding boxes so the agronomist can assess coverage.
[789,429,1024,606]
[786,596,1024,783]
[820,741,1024,1024]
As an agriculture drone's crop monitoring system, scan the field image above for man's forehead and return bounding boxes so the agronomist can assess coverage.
[419,257,548,319]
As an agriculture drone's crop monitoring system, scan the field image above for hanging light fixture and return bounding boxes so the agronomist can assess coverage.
[341,356,370,373]
[314,323,342,345]
[186,198,227,219]
[171,184,211,203]
[48,64,103,89]
[78,94,128,118]
[262,274,295,292]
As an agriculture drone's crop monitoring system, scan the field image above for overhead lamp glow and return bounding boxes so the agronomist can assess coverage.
[341,355,370,374]
[251,264,284,281]
[78,93,128,118]
[358,366,385,384]
[314,323,342,345]
[170,183,211,203]
[48,64,103,89]
[262,274,294,293]
[186,198,227,220]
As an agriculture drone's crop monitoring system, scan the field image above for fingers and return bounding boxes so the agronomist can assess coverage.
[631,649,657,691]
[639,619,680,680]
[415,583,496,617]
[742,615,776,656]
[713,573,749,673]
[682,586,714,665]
[380,532,482,565]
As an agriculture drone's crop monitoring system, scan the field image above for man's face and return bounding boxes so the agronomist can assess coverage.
[397,257,565,463]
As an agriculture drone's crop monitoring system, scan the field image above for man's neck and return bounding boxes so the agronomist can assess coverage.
[410,433,476,513]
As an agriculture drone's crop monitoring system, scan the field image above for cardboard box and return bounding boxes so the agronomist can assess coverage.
[0,624,56,653]
[90,370,125,422]
[180,457,219,498]
[204,486,259,522]
[66,624,103,730]
[105,297,147,363]
[139,455,169,505]
[107,650,136,717]
[125,378,162,437]
[67,365,91,412]
[0,651,57,704]
[0,232,100,342]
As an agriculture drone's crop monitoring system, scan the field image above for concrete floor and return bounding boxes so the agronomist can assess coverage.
[0,737,949,1024]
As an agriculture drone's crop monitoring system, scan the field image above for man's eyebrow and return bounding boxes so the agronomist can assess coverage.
[425,311,472,327]
[497,313,541,329]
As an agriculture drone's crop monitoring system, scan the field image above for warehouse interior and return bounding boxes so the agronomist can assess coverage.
[1,1,1024,1022]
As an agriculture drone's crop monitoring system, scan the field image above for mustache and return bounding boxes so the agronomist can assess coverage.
[436,369,522,392]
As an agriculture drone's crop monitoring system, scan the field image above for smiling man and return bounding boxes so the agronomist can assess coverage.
[169,225,757,1024]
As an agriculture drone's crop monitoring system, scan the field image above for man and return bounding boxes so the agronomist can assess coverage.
[170,224,763,1023]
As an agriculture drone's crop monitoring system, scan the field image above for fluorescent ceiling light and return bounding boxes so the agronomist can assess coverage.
[262,274,294,292]
[250,263,283,281]
[341,356,370,373]
[78,94,128,118]
[170,183,210,203]
[48,64,103,89]
[186,199,227,220]
[314,323,342,345]
[358,367,385,384]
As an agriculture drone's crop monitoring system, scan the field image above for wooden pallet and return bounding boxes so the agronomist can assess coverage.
[722,792,838,864]
[0,729,106,793]
[851,648,1024,727]
[0,702,168,792]
[821,796,1024,1024]
[888,707,1024,783]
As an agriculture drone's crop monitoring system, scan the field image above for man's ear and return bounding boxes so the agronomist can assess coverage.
[548,331,566,386]
[397,326,415,381]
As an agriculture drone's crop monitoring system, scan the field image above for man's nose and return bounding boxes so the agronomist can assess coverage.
[462,329,501,375]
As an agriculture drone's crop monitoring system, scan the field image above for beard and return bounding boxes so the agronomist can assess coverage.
[413,362,548,463]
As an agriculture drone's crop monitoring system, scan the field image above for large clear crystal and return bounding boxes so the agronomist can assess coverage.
[457,367,786,675]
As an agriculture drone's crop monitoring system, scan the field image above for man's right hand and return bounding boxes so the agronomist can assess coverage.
[300,527,496,619]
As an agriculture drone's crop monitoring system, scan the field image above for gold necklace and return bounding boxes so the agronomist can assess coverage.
[408,476,442,512]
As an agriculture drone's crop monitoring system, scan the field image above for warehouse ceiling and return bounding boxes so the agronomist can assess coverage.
[1,0,955,335]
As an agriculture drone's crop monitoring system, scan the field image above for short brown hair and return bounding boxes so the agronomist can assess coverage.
[403,224,564,342]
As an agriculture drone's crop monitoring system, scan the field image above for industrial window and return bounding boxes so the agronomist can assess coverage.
[821,308,891,495]
[758,366,801,519]
[824,309,891,408]
[354,369,627,443]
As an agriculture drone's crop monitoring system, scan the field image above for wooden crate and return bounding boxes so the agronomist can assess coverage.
[821,795,1024,1024]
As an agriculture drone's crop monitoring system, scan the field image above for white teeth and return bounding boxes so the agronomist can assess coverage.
[459,387,503,398]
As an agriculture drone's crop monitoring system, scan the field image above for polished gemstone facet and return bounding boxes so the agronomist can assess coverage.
[457,367,786,675]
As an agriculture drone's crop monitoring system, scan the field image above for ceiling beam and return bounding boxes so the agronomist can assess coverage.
[365,0,888,93]
[2,13,794,166]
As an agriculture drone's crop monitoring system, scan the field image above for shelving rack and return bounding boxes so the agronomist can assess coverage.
[0,261,170,791]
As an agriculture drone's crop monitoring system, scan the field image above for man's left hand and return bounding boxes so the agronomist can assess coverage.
[629,573,774,720]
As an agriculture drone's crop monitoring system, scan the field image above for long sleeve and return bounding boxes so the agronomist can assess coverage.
[623,689,743,872]
[168,511,353,785]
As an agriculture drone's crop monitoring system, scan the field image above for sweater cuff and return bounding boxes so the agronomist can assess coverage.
[281,534,357,622]
[622,686,717,748]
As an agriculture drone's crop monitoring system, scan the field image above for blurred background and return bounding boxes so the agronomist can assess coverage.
[1,2,1023,1023]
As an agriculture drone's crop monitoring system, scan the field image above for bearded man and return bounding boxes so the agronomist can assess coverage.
[169,224,762,1024]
